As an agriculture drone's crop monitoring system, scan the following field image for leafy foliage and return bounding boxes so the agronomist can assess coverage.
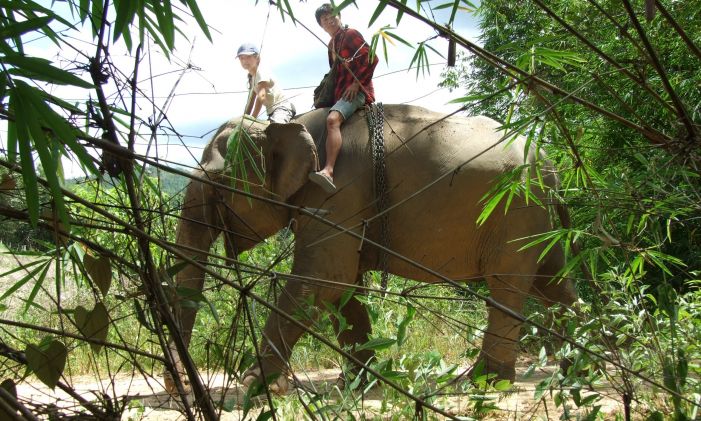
[441,0,701,417]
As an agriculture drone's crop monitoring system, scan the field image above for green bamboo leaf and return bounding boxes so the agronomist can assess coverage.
[25,339,67,389]
[6,119,17,164]
[494,379,512,391]
[91,0,104,38]
[504,184,517,214]
[164,261,187,280]
[0,260,48,301]
[275,0,294,22]
[112,0,138,44]
[122,19,133,51]
[0,16,52,39]
[356,337,396,352]
[43,91,84,115]
[177,286,221,324]
[338,288,355,309]
[143,16,170,60]
[537,236,562,263]
[32,137,69,231]
[435,364,458,383]
[162,0,175,47]
[383,29,413,48]
[369,0,388,27]
[0,1,71,28]
[79,0,90,22]
[23,260,51,314]
[381,36,388,63]
[447,93,492,104]
[133,299,157,333]
[517,230,560,250]
[396,304,415,346]
[242,140,264,184]
[369,32,380,63]
[14,83,69,230]
[477,189,507,226]
[423,43,445,59]
[556,253,583,279]
[183,0,212,41]
[151,0,174,50]
[432,2,453,10]
[449,1,459,25]
[2,53,92,88]
[395,0,408,25]
[16,81,97,175]
[140,3,149,46]
[11,92,40,226]
[335,0,357,13]
[408,43,423,72]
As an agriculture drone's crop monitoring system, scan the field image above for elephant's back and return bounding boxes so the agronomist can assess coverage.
[366,105,549,282]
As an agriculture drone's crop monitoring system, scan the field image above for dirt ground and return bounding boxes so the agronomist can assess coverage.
[13,362,628,420]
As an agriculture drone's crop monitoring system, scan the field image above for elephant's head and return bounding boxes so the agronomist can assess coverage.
[196,119,319,253]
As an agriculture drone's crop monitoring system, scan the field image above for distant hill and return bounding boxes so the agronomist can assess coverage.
[64,165,191,198]
[145,166,190,198]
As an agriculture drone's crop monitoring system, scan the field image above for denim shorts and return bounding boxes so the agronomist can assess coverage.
[330,92,366,121]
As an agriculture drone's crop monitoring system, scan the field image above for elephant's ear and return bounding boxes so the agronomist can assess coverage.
[265,122,319,201]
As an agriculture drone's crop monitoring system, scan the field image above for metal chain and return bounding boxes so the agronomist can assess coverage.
[367,103,390,292]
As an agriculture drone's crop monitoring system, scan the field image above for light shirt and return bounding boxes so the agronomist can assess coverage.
[248,66,288,116]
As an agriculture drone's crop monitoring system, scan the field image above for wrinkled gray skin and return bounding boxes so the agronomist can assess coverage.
[165,104,576,394]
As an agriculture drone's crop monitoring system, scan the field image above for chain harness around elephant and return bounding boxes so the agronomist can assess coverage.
[366,102,390,291]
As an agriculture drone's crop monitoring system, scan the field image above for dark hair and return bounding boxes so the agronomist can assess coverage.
[315,3,336,25]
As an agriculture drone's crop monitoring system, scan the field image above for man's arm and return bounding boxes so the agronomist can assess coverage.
[250,81,271,118]
[244,91,255,116]
[343,29,377,86]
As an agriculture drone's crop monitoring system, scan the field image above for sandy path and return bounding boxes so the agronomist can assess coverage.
[13,364,625,420]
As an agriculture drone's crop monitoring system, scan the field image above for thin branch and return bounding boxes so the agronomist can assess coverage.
[0,319,166,363]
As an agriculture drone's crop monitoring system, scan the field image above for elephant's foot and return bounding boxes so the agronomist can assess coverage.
[242,367,290,395]
[559,356,574,374]
[163,361,191,397]
[335,369,372,392]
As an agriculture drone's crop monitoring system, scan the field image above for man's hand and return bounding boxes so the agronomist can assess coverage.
[342,82,360,101]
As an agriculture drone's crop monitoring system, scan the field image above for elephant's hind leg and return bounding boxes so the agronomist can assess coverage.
[530,245,578,372]
[477,272,535,382]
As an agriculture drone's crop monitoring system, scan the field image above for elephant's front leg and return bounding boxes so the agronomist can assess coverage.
[243,234,362,393]
[331,284,375,388]
[164,180,221,395]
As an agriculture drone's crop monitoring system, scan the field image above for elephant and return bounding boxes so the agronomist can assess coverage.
[165,104,577,395]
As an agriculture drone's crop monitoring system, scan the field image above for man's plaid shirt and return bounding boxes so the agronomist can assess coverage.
[328,26,378,104]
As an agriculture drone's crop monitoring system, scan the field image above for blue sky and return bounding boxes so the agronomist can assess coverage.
[18,1,481,175]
